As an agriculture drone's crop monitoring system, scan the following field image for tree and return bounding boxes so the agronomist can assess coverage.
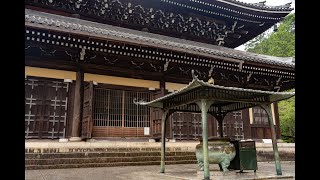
[246,14,295,57]
[245,13,295,142]
[278,95,295,142]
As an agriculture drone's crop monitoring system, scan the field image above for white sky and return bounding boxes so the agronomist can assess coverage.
[234,0,295,51]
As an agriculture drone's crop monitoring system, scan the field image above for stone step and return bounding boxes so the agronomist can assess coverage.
[257,151,295,162]
[25,151,194,159]
[25,146,294,170]
[25,147,187,153]
[25,155,197,166]
[25,160,197,170]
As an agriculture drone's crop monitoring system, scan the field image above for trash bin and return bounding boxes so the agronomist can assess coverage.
[229,140,258,172]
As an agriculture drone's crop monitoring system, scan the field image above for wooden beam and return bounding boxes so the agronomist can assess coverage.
[273,102,281,139]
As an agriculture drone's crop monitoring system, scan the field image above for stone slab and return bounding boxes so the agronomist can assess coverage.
[25,161,295,180]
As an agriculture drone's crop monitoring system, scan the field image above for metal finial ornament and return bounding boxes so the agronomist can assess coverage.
[80,47,86,61]
[208,77,214,84]
[133,98,146,105]
[191,69,198,80]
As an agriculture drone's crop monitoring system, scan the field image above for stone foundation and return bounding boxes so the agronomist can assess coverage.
[25,141,294,170]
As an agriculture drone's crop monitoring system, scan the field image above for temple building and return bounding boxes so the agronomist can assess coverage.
[25,0,295,141]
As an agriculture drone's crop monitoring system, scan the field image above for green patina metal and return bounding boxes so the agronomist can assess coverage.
[160,110,168,173]
[261,104,282,175]
[196,137,236,172]
[160,110,175,173]
[195,99,214,179]
[134,70,295,179]
[229,140,258,172]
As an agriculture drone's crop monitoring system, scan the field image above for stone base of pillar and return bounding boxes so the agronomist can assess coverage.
[59,138,69,143]
[277,139,284,143]
[197,170,234,176]
[86,138,96,142]
[69,137,82,142]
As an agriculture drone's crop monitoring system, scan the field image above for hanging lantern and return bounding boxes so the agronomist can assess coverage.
[273,24,278,32]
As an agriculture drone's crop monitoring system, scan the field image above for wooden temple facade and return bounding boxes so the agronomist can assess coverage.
[25,0,295,141]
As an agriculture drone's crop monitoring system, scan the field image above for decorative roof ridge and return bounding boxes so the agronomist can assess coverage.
[190,70,295,95]
[218,0,294,11]
[134,69,295,107]
[230,49,295,64]
[25,9,295,68]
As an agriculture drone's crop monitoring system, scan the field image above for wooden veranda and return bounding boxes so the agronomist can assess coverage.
[134,70,295,180]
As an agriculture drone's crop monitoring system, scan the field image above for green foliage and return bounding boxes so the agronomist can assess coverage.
[278,93,295,143]
[245,14,295,57]
[245,14,295,142]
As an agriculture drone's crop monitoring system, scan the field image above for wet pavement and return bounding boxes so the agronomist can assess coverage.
[26,161,294,180]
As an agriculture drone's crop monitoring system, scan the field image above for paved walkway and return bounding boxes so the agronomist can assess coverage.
[26,161,295,180]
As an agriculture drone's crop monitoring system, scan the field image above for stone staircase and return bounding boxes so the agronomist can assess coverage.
[25,141,294,170]
[25,147,197,170]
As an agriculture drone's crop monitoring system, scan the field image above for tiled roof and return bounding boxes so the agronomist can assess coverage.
[220,0,293,11]
[134,70,295,109]
[25,9,295,68]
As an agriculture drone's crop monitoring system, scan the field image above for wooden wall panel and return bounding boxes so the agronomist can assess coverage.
[92,127,146,137]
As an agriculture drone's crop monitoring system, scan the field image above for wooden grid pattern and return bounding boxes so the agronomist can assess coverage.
[93,88,122,127]
[253,107,269,125]
[124,91,151,128]
[93,88,151,137]
[25,77,69,139]
[171,112,202,140]
[152,109,162,136]
[216,110,244,140]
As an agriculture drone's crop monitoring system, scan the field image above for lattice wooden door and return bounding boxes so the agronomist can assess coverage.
[81,81,94,139]
[189,113,203,140]
[171,112,202,140]
[92,86,152,137]
[216,110,245,140]
[151,90,163,137]
[251,107,273,139]
[25,77,69,139]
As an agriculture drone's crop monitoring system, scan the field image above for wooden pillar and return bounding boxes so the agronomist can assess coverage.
[214,106,225,138]
[160,110,169,173]
[273,103,281,139]
[242,109,252,139]
[160,78,172,139]
[160,78,166,96]
[69,68,83,142]
[218,120,223,138]
[261,104,282,175]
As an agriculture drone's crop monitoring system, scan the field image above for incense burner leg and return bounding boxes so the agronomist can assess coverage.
[218,163,223,171]
[197,159,204,171]
[220,158,231,172]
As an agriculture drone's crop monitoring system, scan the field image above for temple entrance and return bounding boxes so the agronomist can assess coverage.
[170,112,203,140]
[216,110,245,140]
[91,84,152,138]
[25,77,69,139]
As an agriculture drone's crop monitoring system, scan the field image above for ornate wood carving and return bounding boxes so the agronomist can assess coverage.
[25,27,294,92]
[26,0,248,46]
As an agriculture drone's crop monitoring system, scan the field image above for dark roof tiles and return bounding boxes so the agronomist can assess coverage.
[25,9,294,68]
[221,0,293,11]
